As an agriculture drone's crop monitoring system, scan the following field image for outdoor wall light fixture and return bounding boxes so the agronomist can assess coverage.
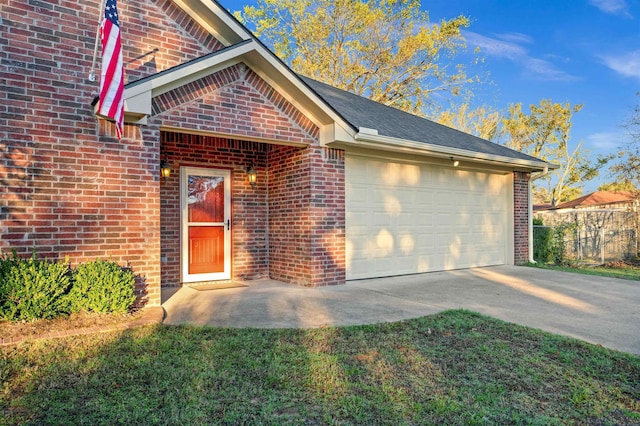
[160,158,171,181]
[450,157,460,167]
[246,165,257,188]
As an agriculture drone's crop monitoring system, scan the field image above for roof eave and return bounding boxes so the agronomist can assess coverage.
[346,132,556,173]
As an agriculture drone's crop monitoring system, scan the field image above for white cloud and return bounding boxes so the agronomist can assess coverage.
[464,31,527,60]
[523,58,578,81]
[464,31,578,81]
[495,32,534,45]
[586,132,623,150]
[544,53,571,64]
[588,0,633,17]
[600,50,640,80]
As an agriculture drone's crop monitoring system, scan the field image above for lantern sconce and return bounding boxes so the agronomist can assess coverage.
[450,157,459,167]
[246,164,257,188]
[160,157,171,181]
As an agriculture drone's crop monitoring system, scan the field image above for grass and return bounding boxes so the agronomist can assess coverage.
[528,259,640,281]
[1,310,638,425]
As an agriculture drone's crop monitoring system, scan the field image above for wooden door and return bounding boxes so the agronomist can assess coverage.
[181,167,231,282]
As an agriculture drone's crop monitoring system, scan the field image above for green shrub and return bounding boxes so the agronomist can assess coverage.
[533,219,576,266]
[68,260,136,314]
[533,219,553,263]
[0,251,20,301]
[0,253,71,321]
[551,225,572,266]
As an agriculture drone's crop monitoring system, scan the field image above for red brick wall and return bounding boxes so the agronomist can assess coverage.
[268,145,313,285]
[268,145,346,287]
[117,0,224,82]
[308,148,346,286]
[0,0,226,306]
[514,171,531,264]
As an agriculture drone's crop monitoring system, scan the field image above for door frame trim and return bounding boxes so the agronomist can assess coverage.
[180,166,232,283]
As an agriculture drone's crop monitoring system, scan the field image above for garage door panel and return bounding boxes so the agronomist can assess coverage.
[346,155,508,280]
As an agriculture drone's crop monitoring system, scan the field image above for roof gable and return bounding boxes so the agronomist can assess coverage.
[151,64,319,145]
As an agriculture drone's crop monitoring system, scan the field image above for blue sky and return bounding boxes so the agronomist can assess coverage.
[426,0,640,190]
[228,0,639,191]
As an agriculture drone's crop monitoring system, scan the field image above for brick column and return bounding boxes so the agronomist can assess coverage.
[268,145,346,287]
[513,172,531,264]
[308,147,346,286]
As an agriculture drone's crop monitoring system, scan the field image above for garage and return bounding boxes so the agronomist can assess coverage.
[346,154,513,280]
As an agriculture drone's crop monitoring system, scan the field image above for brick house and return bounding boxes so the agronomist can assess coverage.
[0,0,550,307]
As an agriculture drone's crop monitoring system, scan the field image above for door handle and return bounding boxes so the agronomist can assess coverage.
[226,219,230,230]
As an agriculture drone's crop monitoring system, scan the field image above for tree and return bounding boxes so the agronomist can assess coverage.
[237,0,475,115]
[435,103,502,141]
[609,93,640,193]
[598,181,636,192]
[501,100,604,206]
[607,94,640,258]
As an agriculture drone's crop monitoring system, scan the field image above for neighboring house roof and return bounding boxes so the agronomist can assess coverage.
[300,76,544,164]
[533,203,552,212]
[545,191,636,211]
[115,0,552,173]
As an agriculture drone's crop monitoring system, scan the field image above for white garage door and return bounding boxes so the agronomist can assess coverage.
[346,155,510,280]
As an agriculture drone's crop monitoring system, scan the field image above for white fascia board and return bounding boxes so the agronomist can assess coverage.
[352,132,556,172]
[171,0,251,46]
[123,90,151,124]
[125,41,255,101]
[94,89,149,125]
[316,122,357,146]
[121,42,256,122]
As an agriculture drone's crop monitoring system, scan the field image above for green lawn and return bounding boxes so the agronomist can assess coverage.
[529,262,640,281]
[1,310,638,425]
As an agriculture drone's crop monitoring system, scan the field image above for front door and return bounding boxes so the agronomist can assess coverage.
[181,167,231,282]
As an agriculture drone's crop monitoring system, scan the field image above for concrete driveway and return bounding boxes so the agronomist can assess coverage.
[162,265,640,355]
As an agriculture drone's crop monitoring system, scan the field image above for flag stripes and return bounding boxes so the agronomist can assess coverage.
[97,0,124,139]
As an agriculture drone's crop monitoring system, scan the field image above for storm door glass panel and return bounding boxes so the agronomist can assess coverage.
[188,176,224,223]
[187,175,225,274]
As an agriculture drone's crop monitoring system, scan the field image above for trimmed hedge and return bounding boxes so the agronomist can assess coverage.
[0,252,71,321]
[68,260,136,314]
[0,252,137,321]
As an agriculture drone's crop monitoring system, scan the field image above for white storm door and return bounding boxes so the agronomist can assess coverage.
[181,167,231,283]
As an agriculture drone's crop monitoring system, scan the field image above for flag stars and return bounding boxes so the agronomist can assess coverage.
[105,0,120,26]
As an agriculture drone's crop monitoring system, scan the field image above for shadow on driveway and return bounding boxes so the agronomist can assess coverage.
[162,265,640,355]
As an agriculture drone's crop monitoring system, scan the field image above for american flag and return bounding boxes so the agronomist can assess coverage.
[98,0,124,139]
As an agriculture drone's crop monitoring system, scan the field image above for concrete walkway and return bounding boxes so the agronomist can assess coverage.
[162,265,640,355]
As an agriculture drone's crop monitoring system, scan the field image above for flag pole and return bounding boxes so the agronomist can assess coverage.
[88,0,108,81]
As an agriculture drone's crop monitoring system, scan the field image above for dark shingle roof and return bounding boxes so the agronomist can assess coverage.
[300,76,543,163]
